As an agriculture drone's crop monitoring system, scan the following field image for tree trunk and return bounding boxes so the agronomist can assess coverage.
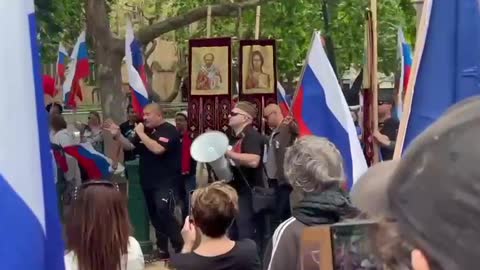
[86,0,126,123]
[97,51,126,123]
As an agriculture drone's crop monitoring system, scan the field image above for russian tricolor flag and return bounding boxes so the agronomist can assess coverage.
[56,42,68,83]
[277,81,291,117]
[63,31,89,108]
[397,28,413,119]
[126,19,149,116]
[292,32,367,189]
[0,1,65,269]
[63,143,123,180]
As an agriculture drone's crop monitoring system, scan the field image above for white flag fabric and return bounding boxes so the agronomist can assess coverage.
[0,1,65,269]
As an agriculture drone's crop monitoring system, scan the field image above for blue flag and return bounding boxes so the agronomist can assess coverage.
[0,1,65,269]
[403,0,480,151]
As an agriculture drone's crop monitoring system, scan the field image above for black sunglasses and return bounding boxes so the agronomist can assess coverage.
[73,180,120,200]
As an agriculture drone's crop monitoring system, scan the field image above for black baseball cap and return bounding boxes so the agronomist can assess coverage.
[386,96,480,269]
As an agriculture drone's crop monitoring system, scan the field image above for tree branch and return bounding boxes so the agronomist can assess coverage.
[137,0,271,44]
[112,0,271,54]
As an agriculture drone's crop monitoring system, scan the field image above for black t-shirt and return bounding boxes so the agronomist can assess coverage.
[379,117,399,160]
[170,239,260,270]
[120,121,137,162]
[133,122,181,189]
[229,126,266,193]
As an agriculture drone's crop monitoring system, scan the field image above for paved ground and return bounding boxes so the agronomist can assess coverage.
[145,261,171,270]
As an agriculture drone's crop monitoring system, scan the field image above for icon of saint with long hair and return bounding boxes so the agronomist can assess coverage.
[245,50,271,90]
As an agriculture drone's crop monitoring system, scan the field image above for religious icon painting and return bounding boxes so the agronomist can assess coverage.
[239,40,277,95]
[188,38,232,138]
[189,38,232,96]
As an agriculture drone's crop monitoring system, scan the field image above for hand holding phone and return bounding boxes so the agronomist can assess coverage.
[181,216,197,253]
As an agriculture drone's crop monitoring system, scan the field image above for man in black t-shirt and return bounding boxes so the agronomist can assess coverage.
[225,101,266,243]
[373,100,399,160]
[119,106,138,162]
[104,103,183,259]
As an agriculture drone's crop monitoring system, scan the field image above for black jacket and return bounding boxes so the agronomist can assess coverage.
[263,186,358,270]
[266,121,299,185]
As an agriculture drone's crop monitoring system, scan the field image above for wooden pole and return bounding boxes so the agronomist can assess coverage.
[291,32,316,109]
[255,6,261,39]
[237,7,243,39]
[206,5,212,38]
[393,0,432,159]
[371,0,380,163]
[412,0,425,27]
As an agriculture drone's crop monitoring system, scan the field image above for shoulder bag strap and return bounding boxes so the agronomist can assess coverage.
[233,140,269,190]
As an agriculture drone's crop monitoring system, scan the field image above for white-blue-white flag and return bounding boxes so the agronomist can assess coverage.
[0,1,65,269]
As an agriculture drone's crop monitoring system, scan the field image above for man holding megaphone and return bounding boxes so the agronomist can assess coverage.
[104,103,184,260]
[224,101,267,247]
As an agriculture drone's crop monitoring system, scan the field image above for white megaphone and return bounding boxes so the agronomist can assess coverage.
[190,131,233,181]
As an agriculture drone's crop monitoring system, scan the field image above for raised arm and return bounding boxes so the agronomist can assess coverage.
[103,119,136,151]
[134,123,166,155]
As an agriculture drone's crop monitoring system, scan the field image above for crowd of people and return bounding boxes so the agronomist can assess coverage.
[47,96,480,270]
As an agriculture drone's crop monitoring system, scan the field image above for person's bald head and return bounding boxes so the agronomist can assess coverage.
[143,103,164,128]
[350,160,398,219]
[263,104,284,129]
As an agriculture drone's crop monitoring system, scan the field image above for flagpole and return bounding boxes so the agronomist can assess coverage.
[290,31,317,113]
[54,44,60,96]
[207,5,212,38]
[393,0,433,159]
[397,28,405,112]
[371,0,380,163]
[255,6,261,39]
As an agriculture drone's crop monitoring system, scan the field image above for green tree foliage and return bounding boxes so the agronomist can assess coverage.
[36,0,415,81]
[243,0,324,83]
[35,0,84,62]
[331,0,416,75]
[167,0,416,81]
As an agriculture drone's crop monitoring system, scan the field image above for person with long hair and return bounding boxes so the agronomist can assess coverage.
[245,50,271,90]
[171,182,260,270]
[50,114,82,186]
[65,181,144,270]
[76,111,104,153]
